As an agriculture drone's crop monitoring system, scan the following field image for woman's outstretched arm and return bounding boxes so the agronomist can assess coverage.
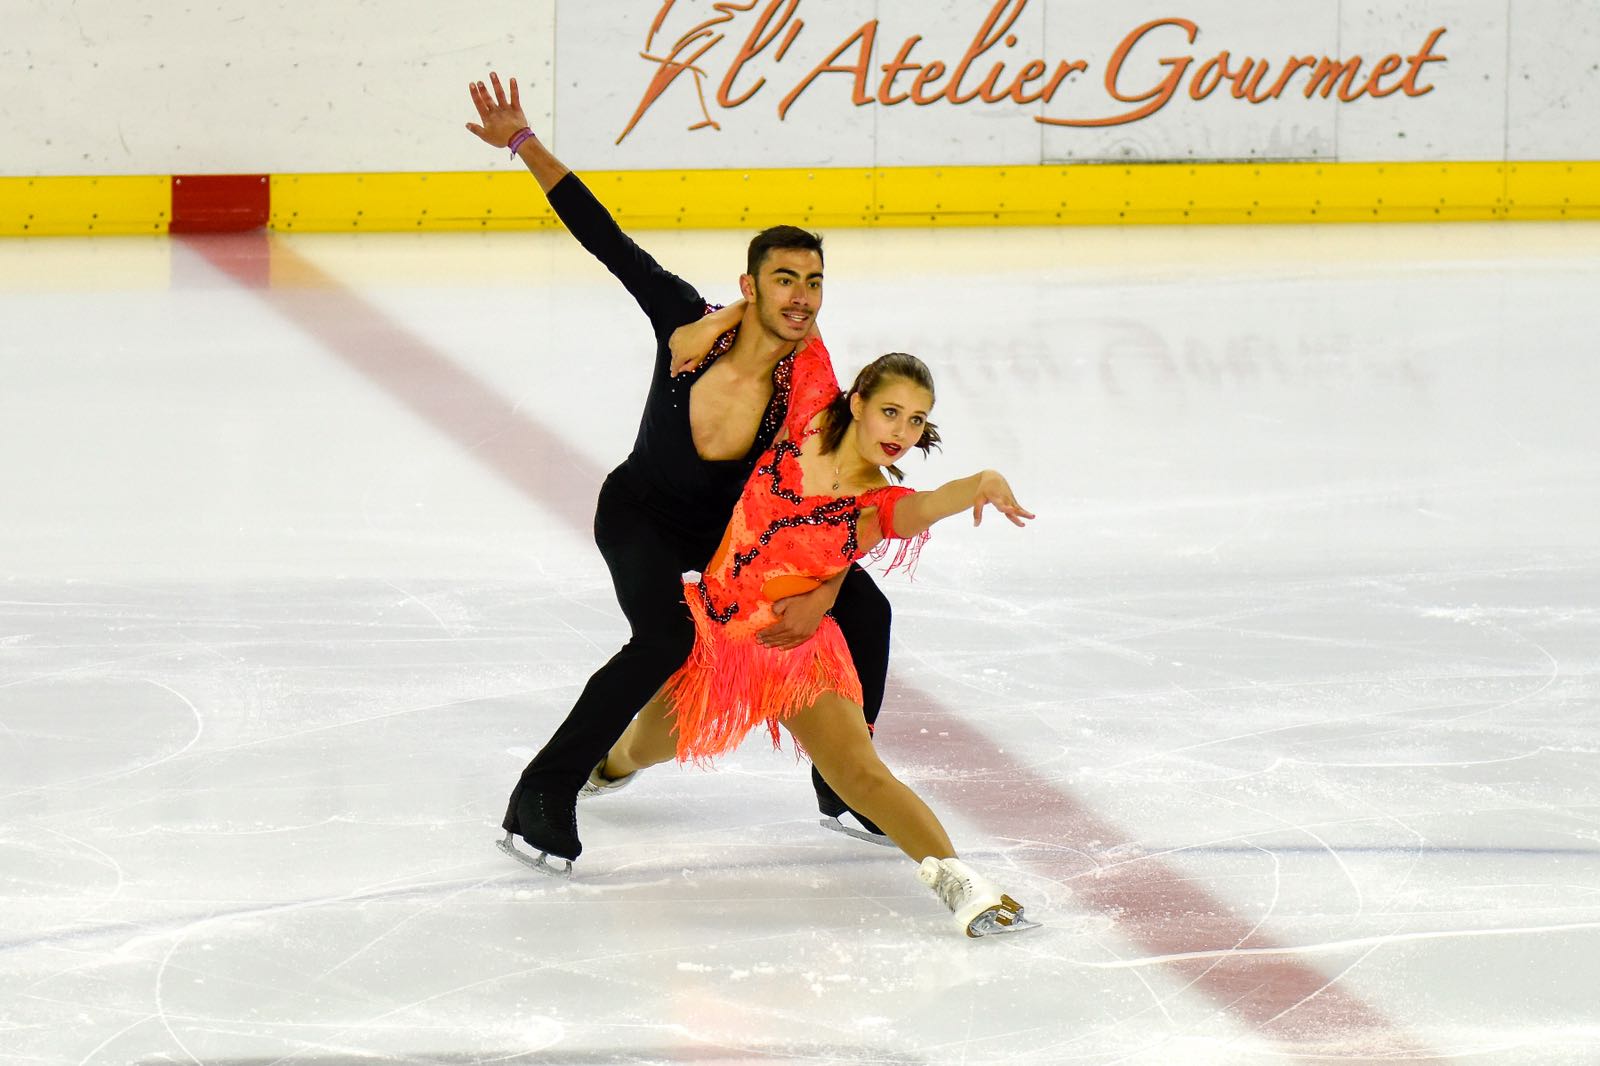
[886,470,1034,540]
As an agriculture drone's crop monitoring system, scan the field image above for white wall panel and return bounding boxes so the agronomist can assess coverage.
[0,0,1596,176]
[1506,0,1600,160]
[1,0,556,177]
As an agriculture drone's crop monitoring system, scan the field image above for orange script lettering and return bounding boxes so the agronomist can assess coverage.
[614,1,1450,141]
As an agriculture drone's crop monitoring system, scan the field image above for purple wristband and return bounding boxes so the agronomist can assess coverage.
[507,127,534,157]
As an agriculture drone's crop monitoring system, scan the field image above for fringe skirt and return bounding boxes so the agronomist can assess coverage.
[663,581,863,764]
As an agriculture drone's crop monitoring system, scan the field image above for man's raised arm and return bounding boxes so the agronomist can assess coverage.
[465,71,700,335]
[467,73,569,192]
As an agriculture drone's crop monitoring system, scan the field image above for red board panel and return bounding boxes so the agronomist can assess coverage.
[170,174,270,233]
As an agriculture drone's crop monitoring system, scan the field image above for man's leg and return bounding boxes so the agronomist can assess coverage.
[816,564,892,836]
[503,485,698,859]
[832,564,890,727]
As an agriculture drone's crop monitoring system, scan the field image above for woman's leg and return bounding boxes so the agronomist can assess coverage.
[603,688,680,779]
[782,692,955,863]
[816,565,892,833]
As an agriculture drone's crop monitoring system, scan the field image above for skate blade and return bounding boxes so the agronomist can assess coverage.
[496,833,573,879]
[577,767,640,802]
[966,896,1042,938]
[819,816,895,847]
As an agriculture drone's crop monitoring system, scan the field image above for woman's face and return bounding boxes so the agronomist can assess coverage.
[848,376,933,466]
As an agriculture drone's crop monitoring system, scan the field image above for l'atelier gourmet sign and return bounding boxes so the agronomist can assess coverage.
[617,0,1448,143]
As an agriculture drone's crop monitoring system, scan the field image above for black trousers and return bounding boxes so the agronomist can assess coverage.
[503,469,891,833]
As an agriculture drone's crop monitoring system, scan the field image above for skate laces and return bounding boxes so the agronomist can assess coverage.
[532,792,577,834]
[921,858,975,910]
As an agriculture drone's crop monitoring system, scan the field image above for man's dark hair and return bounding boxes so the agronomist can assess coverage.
[746,225,824,277]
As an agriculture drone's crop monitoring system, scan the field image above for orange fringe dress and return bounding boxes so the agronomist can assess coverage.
[663,337,928,763]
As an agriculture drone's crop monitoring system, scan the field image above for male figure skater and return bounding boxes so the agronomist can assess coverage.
[466,73,893,871]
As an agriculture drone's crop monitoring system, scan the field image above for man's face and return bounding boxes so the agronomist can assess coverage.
[742,248,823,342]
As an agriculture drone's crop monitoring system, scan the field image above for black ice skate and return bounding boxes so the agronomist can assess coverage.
[813,765,893,847]
[497,790,581,878]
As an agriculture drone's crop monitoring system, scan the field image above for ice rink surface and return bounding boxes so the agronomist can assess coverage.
[2,217,1598,1065]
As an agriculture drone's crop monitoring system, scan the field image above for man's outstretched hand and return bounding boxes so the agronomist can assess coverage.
[467,72,529,148]
[756,583,837,650]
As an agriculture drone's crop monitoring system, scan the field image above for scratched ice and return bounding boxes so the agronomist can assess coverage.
[2,223,1598,1065]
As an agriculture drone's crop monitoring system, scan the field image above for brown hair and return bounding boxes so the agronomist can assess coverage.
[819,353,941,483]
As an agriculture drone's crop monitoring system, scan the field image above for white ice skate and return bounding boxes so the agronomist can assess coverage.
[918,857,1040,937]
[577,759,640,801]
[496,832,573,878]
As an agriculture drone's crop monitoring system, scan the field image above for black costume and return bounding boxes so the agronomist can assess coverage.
[503,174,891,859]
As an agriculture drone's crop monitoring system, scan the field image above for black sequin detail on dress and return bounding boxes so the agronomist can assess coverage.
[694,575,739,624]
[760,355,794,445]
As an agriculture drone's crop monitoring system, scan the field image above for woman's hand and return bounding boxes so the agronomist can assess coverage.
[670,299,745,376]
[467,72,531,148]
[972,471,1035,527]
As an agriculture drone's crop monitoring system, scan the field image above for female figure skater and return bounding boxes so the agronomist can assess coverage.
[592,306,1039,937]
